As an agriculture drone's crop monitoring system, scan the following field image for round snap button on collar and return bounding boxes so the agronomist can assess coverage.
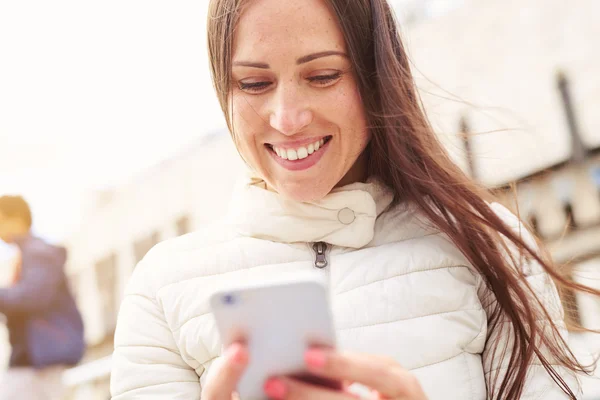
[337,207,356,225]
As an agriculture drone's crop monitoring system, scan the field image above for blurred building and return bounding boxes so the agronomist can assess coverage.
[56,0,599,399]
[403,0,600,324]
[61,133,245,399]
[406,0,600,396]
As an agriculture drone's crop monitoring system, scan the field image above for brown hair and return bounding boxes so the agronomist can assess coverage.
[207,0,596,398]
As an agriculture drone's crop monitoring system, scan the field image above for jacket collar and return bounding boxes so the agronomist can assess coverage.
[226,175,395,248]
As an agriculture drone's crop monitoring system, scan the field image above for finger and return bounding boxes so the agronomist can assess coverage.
[202,343,249,400]
[291,373,343,390]
[304,349,426,399]
[264,376,360,400]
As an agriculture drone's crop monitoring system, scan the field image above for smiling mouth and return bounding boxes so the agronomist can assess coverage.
[266,136,332,161]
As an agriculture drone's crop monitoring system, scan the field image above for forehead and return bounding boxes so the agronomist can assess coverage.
[233,0,346,61]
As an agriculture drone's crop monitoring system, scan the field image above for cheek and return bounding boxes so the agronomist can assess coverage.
[334,85,369,145]
[231,95,261,137]
[230,95,264,152]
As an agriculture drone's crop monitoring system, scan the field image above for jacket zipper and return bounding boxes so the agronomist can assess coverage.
[313,242,328,269]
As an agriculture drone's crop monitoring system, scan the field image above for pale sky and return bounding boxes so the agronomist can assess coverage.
[0,1,228,242]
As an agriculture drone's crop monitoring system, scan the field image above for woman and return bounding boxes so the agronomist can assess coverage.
[110,0,594,399]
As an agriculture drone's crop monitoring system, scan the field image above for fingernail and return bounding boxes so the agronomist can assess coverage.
[264,378,287,399]
[305,348,327,369]
[225,343,247,365]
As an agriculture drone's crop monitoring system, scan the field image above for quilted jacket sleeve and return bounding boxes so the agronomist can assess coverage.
[480,203,580,399]
[110,249,202,399]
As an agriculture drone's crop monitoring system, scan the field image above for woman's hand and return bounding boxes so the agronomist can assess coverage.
[202,342,249,400]
[263,348,428,399]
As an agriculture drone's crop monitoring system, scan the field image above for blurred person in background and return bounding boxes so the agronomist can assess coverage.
[110,0,598,399]
[0,195,85,400]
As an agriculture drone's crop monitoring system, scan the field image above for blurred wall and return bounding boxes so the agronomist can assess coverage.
[60,133,245,398]
[66,132,245,348]
[406,0,600,186]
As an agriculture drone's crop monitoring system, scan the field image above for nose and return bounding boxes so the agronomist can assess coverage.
[269,85,313,136]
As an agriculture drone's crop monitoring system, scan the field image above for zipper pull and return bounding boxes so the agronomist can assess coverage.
[313,242,328,269]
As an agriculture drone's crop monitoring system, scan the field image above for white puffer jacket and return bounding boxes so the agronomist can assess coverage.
[110,177,577,399]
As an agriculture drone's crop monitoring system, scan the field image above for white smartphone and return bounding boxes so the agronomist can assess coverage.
[209,278,337,400]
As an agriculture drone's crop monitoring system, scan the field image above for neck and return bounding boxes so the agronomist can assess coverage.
[11,231,30,245]
[336,151,368,188]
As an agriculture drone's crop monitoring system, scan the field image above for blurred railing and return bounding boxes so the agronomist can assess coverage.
[63,355,112,400]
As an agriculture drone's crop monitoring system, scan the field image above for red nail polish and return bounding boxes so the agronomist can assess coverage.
[226,343,247,365]
[305,349,327,369]
[264,378,287,399]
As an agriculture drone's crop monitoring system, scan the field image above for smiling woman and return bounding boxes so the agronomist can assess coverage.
[109,0,598,399]
[227,3,370,202]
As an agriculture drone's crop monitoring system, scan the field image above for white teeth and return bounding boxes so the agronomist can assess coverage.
[297,147,308,159]
[287,149,298,161]
[272,138,328,161]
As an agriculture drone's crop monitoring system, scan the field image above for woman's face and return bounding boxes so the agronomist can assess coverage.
[230,0,370,202]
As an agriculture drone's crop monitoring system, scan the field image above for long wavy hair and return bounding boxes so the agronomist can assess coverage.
[207,0,597,398]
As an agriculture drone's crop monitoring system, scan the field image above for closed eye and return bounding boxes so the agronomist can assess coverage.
[238,81,272,93]
[237,72,342,94]
[308,72,342,87]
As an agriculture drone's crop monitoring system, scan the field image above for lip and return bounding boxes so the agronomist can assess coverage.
[267,138,331,172]
[267,136,329,150]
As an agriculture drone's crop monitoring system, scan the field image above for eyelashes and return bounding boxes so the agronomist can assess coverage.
[238,81,271,92]
[237,72,343,94]
[308,72,342,85]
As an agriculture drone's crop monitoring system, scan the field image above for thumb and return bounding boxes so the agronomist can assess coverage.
[202,343,249,400]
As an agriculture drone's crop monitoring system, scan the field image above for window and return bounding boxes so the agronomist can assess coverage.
[528,214,539,236]
[552,176,576,231]
[176,215,191,236]
[563,202,577,230]
[557,71,587,163]
[459,116,477,180]
[133,231,160,264]
[95,253,119,334]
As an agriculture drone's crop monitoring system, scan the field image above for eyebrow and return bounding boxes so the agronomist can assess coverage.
[232,61,270,69]
[296,50,347,64]
[232,50,347,69]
